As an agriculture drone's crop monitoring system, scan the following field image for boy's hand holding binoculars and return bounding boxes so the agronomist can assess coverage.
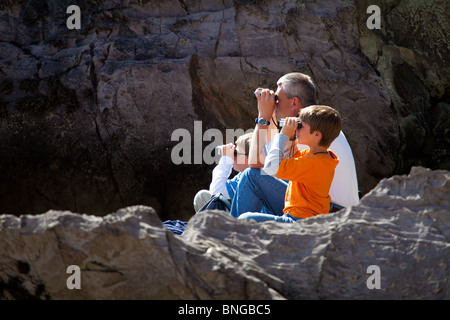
[220,143,235,158]
[280,117,299,139]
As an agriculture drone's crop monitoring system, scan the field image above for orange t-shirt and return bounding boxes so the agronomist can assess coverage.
[277,149,339,219]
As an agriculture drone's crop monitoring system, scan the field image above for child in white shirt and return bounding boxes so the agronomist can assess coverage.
[193,132,252,212]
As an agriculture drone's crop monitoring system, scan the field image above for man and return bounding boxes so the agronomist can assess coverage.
[230,72,359,217]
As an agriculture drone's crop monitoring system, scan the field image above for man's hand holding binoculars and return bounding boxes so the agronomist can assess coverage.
[254,88,276,120]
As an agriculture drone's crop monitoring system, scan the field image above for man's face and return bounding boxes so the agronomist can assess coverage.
[274,86,298,120]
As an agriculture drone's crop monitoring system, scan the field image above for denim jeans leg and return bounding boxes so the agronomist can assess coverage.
[238,212,300,223]
[230,167,288,218]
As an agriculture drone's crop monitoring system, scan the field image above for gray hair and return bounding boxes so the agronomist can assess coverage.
[277,73,317,107]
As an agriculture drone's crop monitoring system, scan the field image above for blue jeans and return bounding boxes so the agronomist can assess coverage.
[230,167,288,218]
[238,212,301,223]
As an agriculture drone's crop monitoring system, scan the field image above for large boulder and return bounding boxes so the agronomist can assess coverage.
[0,166,448,299]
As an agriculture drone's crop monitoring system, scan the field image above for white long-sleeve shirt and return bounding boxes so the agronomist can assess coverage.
[209,155,234,199]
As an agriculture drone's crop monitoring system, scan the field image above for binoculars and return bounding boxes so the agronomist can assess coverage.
[279,118,303,129]
[215,145,240,157]
[253,89,278,102]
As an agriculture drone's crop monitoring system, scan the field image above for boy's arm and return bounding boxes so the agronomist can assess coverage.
[262,133,290,177]
[209,155,233,198]
[209,145,234,198]
[262,117,298,177]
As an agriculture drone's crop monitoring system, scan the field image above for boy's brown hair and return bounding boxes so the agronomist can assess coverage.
[299,105,341,147]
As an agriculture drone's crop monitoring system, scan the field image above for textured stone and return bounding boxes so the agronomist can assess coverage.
[356,0,450,173]
[184,166,450,299]
[0,166,448,299]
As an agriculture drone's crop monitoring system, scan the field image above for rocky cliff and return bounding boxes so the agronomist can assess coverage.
[0,0,448,220]
[0,166,448,299]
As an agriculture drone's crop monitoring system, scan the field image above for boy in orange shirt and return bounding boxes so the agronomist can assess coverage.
[238,105,341,223]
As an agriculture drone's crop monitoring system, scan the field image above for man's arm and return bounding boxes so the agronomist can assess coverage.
[248,122,278,168]
[248,88,278,168]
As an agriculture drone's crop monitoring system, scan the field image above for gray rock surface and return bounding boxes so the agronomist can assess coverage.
[1,166,448,299]
[0,1,448,220]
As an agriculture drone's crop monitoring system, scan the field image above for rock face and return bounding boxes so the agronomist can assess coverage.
[0,166,448,299]
[356,0,450,174]
[0,1,448,220]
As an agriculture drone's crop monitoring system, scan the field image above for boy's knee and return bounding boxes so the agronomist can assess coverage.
[237,212,249,220]
[238,212,261,222]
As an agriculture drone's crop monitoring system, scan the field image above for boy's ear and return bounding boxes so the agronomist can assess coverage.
[313,130,322,141]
